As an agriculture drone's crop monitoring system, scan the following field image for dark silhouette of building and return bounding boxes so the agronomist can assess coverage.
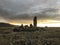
[24,25,29,29]
[30,24,33,28]
[33,16,37,27]
[19,24,24,28]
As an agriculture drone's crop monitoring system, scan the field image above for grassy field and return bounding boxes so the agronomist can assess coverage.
[0,27,60,45]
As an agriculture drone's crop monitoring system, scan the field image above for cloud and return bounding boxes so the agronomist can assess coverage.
[0,0,60,23]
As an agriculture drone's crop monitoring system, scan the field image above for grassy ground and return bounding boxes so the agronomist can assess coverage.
[0,27,60,45]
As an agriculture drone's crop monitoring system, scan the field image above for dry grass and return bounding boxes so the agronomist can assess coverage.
[0,27,60,45]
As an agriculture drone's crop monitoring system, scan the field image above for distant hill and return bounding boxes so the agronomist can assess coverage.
[0,22,14,27]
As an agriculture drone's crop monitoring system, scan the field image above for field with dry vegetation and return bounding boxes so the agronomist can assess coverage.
[0,27,60,45]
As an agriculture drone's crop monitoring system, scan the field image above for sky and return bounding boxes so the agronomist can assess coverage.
[0,0,60,27]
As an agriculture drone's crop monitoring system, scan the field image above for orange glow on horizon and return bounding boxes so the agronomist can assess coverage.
[10,23,60,27]
[9,20,60,27]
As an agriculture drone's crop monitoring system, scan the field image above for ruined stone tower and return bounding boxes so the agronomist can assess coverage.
[33,16,37,27]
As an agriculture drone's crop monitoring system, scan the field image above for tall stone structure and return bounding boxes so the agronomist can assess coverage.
[33,16,37,27]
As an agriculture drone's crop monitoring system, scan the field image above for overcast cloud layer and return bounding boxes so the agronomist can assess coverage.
[0,0,60,22]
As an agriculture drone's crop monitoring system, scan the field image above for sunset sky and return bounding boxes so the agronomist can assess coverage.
[0,0,60,27]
